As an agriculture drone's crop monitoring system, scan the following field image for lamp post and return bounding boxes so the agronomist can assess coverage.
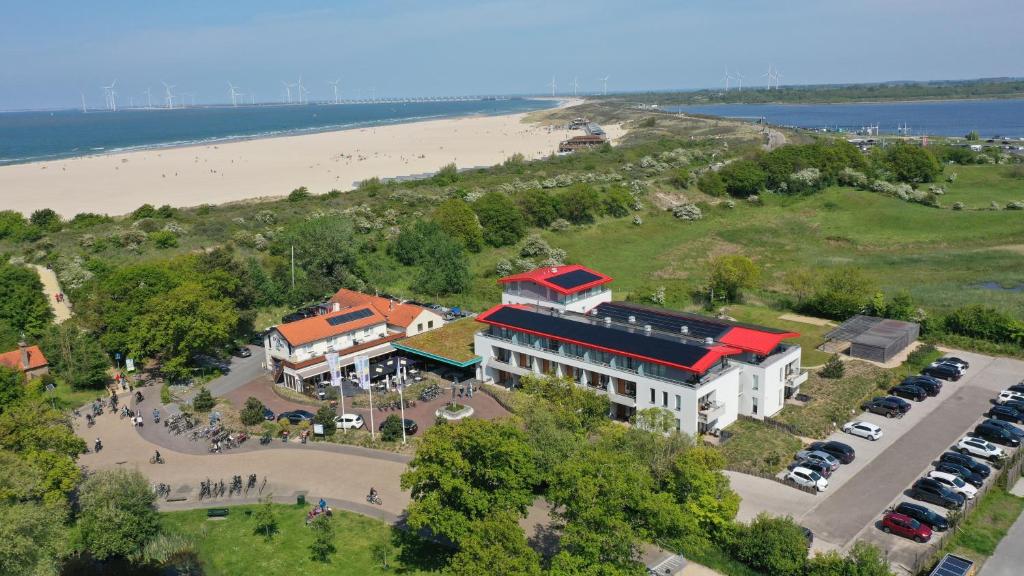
[398,359,407,446]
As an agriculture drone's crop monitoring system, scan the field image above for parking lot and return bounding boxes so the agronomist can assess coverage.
[731,350,1024,566]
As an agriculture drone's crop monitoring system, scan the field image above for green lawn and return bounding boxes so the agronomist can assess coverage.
[942,486,1024,567]
[939,164,1024,206]
[160,504,432,576]
[724,304,832,366]
[50,379,105,411]
[718,418,803,475]
[774,361,886,439]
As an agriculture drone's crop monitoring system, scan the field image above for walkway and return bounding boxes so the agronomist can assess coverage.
[32,264,71,322]
[979,479,1024,576]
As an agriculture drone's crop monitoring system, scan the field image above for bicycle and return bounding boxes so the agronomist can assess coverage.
[246,473,257,495]
[149,454,165,464]
[366,493,382,505]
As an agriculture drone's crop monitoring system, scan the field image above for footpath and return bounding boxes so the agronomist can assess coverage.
[32,264,72,322]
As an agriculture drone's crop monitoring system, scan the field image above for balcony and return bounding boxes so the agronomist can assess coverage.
[699,400,726,423]
[786,371,808,389]
[608,390,637,408]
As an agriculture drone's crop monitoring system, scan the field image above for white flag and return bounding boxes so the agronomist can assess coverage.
[355,355,371,391]
[325,352,341,388]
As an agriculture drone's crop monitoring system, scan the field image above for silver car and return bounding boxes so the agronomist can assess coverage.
[796,449,840,471]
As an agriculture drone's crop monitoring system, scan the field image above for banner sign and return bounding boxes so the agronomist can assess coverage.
[325,352,341,388]
[125,358,136,372]
[355,356,370,390]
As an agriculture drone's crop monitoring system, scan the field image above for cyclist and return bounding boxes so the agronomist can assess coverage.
[368,486,379,502]
[153,449,162,463]
[94,438,102,452]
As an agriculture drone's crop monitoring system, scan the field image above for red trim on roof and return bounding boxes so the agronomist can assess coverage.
[719,327,800,356]
[497,265,612,295]
[475,305,741,374]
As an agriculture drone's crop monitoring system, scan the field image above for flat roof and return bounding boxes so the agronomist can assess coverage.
[826,315,919,348]
[498,264,612,295]
[393,319,482,367]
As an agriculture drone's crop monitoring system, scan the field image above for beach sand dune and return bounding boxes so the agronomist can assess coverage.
[1,109,621,217]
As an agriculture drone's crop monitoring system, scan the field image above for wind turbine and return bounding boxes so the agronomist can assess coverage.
[162,81,176,109]
[296,76,307,104]
[81,92,88,113]
[549,75,556,97]
[722,67,732,92]
[572,76,579,97]
[734,71,744,91]
[773,69,783,89]
[144,87,153,108]
[103,79,118,111]
[328,79,341,104]
[761,65,775,90]
[227,82,242,106]
[598,75,609,96]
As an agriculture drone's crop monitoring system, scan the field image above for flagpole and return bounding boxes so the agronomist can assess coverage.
[398,359,407,445]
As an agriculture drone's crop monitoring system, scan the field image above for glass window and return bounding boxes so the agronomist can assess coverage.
[752,397,758,415]
[428,321,434,329]
[649,388,655,403]
[675,395,681,411]
[662,391,668,407]
[417,323,423,332]
[752,374,759,391]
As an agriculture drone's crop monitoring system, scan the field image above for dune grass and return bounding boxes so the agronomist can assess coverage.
[939,164,1024,206]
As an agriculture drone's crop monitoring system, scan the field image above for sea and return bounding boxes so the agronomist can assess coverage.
[0,98,557,166]
[664,98,1024,139]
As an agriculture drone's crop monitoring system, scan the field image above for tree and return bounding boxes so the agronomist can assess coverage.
[401,419,538,545]
[631,407,677,434]
[821,354,845,379]
[965,130,980,141]
[78,468,160,560]
[805,542,893,576]
[240,396,266,426]
[0,211,31,241]
[444,513,542,576]
[784,268,818,308]
[734,513,809,576]
[314,403,337,436]
[308,513,336,562]
[392,220,447,266]
[886,291,915,321]
[370,537,397,571]
[29,208,62,232]
[473,192,526,247]
[0,262,53,337]
[272,216,367,300]
[670,445,739,540]
[0,501,70,576]
[192,387,215,412]
[719,159,766,198]
[380,414,404,442]
[519,374,610,432]
[0,366,23,408]
[252,495,277,541]
[707,255,761,302]
[698,171,726,197]
[413,235,470,296]
[518,189,560,228]
[434,199,483,252]
[809,268,876,320]
[880,142,941,183]
[40,322,110,390]
[88,263,179,355]
[557,184,600,224]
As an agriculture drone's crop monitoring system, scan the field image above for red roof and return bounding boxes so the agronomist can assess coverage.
[0,345,48,372]
[275,306,385,346]
[329,289,432,329]
[719,326,800,357]
[497,265,612,295]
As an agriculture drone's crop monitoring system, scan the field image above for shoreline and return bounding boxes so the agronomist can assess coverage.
[662,94,1024,107]
[0,99,607,217]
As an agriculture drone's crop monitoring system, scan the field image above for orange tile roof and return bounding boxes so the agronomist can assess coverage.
[329,288,431,329]
[0,345,48,372]
[275,306,385,346]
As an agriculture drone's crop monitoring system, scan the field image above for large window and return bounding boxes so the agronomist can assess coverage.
[675,394,681,411]
[752,374,759,391]
[662,391,668,407]
[649,388,655,403]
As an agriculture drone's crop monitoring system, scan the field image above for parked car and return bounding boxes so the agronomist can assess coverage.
[901,375,943,396]
[262,407,275,421]
[983,418,1024,439]
[808,440,857,464]
[842,420,883,441]
[795,450,841,471]
[889,384,928,402]
[234,346,252,358]
[957,436,1005,461]
[939,451,991,478]
[861,396,910,418]
[922,363,962,381]
[930,360,966,377]
[934,461,985,488]
[1002,400,1024,415]
[276,410,315,424]
[786,466,829,492]
[973,421,1022,446]
[334,413,365,430]
[928,471,978,500]
[881,512,932,543]
[1005,383,1024,394]
[894,502,949,532]
[934,356,969,370]
[379,418,419,435]
[997,390,1024,405]
[788,459,833,478]
[988,405,1024,424]
[249,330,267,346]
[910,477,965,509]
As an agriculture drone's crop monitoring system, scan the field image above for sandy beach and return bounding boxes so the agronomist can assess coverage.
[0,101,621,217]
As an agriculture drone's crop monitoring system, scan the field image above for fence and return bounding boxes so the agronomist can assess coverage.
[723,464,819,496]
[736,413,813,438]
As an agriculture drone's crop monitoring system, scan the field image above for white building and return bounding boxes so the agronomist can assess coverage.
[473,265,807,435]
[264,289,444,392]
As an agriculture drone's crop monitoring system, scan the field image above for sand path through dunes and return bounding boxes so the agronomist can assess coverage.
[32,265,72,323]
[1,111,622,217]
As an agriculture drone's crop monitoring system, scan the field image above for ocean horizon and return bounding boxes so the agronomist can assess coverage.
[0,98,558,166]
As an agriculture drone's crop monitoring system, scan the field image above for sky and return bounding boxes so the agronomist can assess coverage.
[1,0,1022,110]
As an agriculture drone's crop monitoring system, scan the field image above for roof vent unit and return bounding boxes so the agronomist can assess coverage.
[628,315,636,324]
[604,316,612,325]
[550,267,558,274]
[644,324,652,335]
[680,325,689,335]
[704,337,714,346]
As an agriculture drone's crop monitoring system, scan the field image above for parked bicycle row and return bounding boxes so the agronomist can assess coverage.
[198,474,266,500]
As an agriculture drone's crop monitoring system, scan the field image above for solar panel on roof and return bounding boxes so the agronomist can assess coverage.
[928,554,974,576]
[326,308,374,326]
[595,302,730,341]
[485,306,712,369]
[546,268,603,290]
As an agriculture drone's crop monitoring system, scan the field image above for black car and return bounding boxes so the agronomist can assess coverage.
[922,364,962,381]
[894,502,949,532]
[788,459,832,478]
[276,410,316,424]
[889,384,928,402]
[379,418,418,435]
[1002,400,1024,415]
[983,418,1024,439]
[972,421,1021,447]
[901,375,943,397]
[808,440,856,464]
[862,396,910,418]
[262,407,275,421]
[1007,383,1024,394]
[936,356,970,370]
[988,405,1024,424]
[939,451,991,479]
[911,478,965,509]
[934,462,985,488]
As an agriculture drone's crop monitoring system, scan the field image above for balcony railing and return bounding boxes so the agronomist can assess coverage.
[786,371,809,388]
[699,401,727,423]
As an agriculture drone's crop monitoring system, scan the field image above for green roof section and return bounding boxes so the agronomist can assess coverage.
[393,318,482,368]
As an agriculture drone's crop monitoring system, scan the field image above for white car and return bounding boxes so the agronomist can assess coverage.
[997,390,1024,405]
[957,436,1005,461]
[334,413,365,430]
[786,466,828,492]
[842,420,883,441]
[928,470,978,500]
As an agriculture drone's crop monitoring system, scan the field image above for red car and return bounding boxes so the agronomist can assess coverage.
[882,512,932,543]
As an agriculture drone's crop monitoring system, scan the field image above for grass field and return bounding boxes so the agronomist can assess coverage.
[160,504,429,576]
[774,361,886,439]
[940,164,1024,206]
[724,304,832,366]
[717,418,804,475]
[942,486,1024,567]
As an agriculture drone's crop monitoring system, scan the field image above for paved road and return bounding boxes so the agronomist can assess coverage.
[32,264,72,322]
[800,352,1020,547]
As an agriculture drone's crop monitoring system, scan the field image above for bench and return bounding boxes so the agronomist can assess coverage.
[206,508,230,518]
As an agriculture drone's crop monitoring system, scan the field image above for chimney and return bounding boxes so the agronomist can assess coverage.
[604,316,612,325]
[628,315,636,324]
[680,325,689,335]
[644,324,652,335]
[550,267,558,274]
[389,300,394,311]
[332,302,341,312]
[704,337,714,346]
[18,339,29,370]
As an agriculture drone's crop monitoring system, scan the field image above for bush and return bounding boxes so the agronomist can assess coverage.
[241,396,266,426]
[148,230,178,249]
[820,354,845,379]
[719,160,766,198]
[878,142,942,183]
[807,267,876,320]
[557,184,600,224]
[670,168,691,189]
[432,163,459,186]
[734,513,809,576]
[380,414,404,442]
[707,255,760,303]
[131,204,157,220]
[29,208,63,232]
[288,187,311,202]
[192,387,215,412]
[160,384,171,404]
[315,403,337,436]
[473,192,525,247]
[942,305,1021,344]
[698,171,726,197]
